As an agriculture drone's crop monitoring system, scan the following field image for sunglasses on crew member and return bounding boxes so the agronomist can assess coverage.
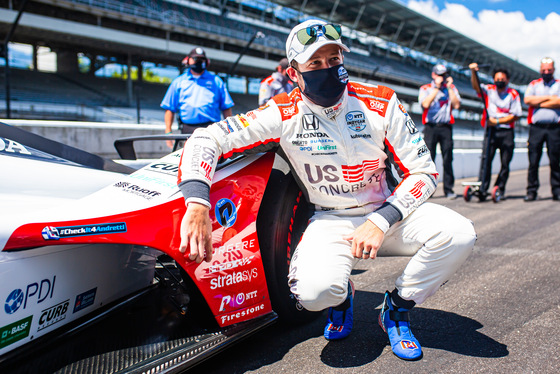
[296,24,342,45]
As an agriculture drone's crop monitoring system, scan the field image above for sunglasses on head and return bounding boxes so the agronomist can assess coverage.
[296,23,342,46]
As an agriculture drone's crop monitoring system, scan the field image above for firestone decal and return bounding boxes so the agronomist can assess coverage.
[220,303,265,324]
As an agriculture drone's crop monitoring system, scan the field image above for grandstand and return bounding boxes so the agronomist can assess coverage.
[0,0,537,131]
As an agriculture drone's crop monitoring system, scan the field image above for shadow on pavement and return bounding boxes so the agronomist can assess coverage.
[320,291,509,369]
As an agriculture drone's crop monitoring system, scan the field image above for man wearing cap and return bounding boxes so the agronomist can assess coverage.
[161,47,234,143]
[175,20,476,361]
[258,58,294,106]
[523,57,560,202]
[419,64,462,199]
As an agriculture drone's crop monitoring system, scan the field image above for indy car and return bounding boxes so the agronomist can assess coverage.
[0,122,316,373]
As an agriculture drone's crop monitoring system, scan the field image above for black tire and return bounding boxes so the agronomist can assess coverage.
[256,168,319,325]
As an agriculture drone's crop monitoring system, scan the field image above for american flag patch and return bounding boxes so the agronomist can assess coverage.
[410,180,425,198]
[341,159,379,183]
[200,161,212,180]
[327,324,343,332]
[400,340,418,350]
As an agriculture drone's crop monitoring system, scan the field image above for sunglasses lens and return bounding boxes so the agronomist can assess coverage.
[323,24,342,40]
[297,28,317,45]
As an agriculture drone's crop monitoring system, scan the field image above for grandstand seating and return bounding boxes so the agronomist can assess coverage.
[0,0,498,122]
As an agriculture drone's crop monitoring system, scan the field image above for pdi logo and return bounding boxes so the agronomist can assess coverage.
[4,276,56,315]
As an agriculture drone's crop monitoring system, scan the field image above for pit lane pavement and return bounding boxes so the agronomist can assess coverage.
[188,166,560,374]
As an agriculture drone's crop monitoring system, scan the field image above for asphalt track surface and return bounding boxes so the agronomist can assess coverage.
[188,166,560,374]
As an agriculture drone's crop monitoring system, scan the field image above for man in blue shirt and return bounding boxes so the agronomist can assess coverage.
[161,47,234,140]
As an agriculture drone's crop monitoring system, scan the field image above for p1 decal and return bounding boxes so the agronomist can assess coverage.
[215,198,237,228]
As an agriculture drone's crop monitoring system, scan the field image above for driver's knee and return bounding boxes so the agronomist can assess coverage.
[290,279,348,312]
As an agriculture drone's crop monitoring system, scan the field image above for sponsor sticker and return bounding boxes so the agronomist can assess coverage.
[42,223,126,240]
[113,182,162,200]
[400,340,418,349]
[302,114,319,131]
[73,288,97,313]
[4,276,56,314]
[410,180,426,199]
[0,316,32,349]
[346,111,366,132]
[210,268,258,290]
[38,299,69,331]
[406,118,419,134]
[215,198,237,228]
[220,303,265,324]
[417,145,429,157]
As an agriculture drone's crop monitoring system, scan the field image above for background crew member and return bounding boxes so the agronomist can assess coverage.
[161,47,234,146]
[175,19,476,361]
[419,64,461,199]
[523,57,560,202]
[258,58,294,106]
[469,63,522,199]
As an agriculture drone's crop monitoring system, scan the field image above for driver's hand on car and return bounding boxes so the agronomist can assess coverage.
[179,202,213,263]
[342,220,385,260]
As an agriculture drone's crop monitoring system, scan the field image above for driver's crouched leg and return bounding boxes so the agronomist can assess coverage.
[380,202,477,304]
[287,213,358,312]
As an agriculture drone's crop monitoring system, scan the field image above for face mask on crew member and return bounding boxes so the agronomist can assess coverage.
[495,81,507,89]
[190,59,207,73]
[542,73,554,83]
[298,64,348,107]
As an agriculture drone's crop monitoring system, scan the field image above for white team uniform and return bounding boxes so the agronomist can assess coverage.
[178,82,476,310]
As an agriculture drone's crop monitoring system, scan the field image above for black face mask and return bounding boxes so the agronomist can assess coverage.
[495,81,507,89]
[542,73,554,83]
[299,64,348,107]
[189,60,207,74]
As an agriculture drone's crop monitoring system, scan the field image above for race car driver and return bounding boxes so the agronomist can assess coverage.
[176,19,477,361]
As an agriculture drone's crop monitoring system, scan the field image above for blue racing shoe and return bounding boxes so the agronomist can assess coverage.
[324,280,355,340]
[378,291,423,360]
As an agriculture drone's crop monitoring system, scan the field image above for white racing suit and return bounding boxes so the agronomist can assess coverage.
[178,82,476,311]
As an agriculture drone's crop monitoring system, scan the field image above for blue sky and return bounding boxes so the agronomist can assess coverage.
[402,0,560,73]
[421,0,558,21]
